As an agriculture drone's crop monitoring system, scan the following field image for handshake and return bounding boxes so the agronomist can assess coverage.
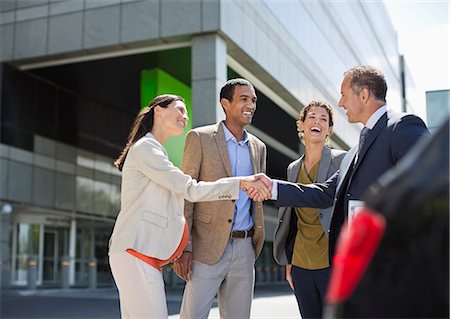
[239,173,273,202]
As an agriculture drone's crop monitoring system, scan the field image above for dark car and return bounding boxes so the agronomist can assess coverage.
[326,118,449,318]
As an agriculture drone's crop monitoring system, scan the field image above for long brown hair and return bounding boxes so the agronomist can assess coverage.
[114,94,185,171]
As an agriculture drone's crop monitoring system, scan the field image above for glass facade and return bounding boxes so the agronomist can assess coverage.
[11,223,40,284]
[426,90,450,133]
[261,1,402,110]
[0,64,126,287]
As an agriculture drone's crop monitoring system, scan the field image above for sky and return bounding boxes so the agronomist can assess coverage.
[383,0,449,118]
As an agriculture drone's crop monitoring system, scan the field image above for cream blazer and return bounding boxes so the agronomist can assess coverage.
[109,133,241,260]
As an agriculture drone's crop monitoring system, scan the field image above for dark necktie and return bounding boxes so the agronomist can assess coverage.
[330,126,371,260]
[356,127,370,162]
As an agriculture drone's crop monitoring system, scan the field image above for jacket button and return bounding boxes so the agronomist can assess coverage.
[228,219,232,223]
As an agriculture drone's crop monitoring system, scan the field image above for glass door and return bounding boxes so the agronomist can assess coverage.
[11,223,69,287]
[42,229,58,284]
[11,223,40,285]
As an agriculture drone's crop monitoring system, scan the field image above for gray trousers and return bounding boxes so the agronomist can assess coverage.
[180,237,255,319]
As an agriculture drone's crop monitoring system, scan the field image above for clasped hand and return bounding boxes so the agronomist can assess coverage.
[240,173,273,202]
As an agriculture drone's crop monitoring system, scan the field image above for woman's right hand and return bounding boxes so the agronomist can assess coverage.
[286,264,294,290]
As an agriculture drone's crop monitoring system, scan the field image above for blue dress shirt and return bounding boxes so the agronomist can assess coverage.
[222,122,254,232]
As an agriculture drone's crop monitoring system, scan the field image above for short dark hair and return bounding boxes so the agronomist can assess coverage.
[220,78,254,102]
[344,66,387,103]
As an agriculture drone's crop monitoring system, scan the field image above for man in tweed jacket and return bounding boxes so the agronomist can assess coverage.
[174,78,266,319]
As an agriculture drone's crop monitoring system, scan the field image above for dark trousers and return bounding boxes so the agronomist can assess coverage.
[291,265,330,319]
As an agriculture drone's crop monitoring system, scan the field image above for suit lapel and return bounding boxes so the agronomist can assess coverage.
[337,112,388,194]
[279,157,302,221]
[317,147,331,183]
[353,112,387,172]
[289,147,330,183]
[214,123,233,177]
[248,136,258,173]
[289,157,302,182]
[336,147,357,194]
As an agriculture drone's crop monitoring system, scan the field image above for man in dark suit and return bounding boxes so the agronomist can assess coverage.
[253,65,430,261]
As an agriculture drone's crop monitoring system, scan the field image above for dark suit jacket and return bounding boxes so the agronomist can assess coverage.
[272,147,346,265]
[274,110,430,260]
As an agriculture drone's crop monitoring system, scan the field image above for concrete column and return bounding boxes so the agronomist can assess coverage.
[88,258,97,289]
[191,34,227,127]
[0,208,11,288]
[69,219,76,285]
[60,256,70,289]
[27,256,38,290]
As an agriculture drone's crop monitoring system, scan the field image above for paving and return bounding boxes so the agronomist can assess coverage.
[1,283,300,319]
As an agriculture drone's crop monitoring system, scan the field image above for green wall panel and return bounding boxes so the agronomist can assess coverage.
[140,69,192,168]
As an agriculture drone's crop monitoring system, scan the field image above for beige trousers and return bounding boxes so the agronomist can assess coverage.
[109,252,168,319]
[180,237,255,319]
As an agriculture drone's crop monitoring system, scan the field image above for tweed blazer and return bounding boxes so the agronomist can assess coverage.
[272,147,346,265]
[182,122,267,265]
[108,133,241,260]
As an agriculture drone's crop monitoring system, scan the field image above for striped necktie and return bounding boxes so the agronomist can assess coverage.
[356,127,370,162]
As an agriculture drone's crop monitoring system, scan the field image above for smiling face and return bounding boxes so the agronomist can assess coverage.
[221,85,257,128]
[298,106,332,145]
[156,100,189,137]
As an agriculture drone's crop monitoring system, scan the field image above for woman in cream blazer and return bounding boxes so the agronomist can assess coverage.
[109,94,269,319]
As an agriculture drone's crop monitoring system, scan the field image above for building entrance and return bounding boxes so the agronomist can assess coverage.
[10,221,69,287]
[8,208,114,288]
[42,226,69,285]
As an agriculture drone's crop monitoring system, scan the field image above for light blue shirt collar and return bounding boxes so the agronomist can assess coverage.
[365,105,387,130]
[222,122,249,144]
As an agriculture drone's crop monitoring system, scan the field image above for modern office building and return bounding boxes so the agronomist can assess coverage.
[1,0,409,289]
[399,55,423,116]
[426,90,450,134]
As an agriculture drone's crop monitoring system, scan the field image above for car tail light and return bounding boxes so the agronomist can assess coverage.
[326,209,386,304]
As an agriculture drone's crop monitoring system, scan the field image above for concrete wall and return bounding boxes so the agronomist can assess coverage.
[0,0,220,61]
